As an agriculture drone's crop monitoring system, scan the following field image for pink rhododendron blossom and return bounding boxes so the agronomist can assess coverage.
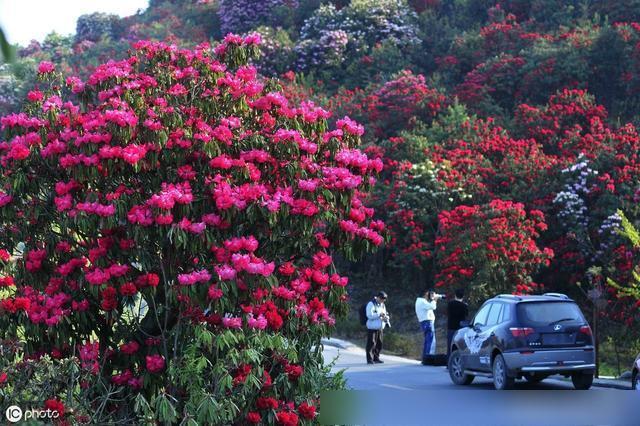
[177,269,211,286]
[37,61,55,74]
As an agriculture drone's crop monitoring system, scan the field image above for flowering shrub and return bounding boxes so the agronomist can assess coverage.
[218,0,299,35]
[75,13,119,43]
[515,89,608,158]
[364,70,445,138]
[0,35,383,424]
[455,54,526,117]
[295,0,420,75]
[326,70,445,141]
[248,26,296,77]
[435,200,554,302]
[295,29,349,73]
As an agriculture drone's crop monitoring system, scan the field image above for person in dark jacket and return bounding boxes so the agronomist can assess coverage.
[446,289,468,362]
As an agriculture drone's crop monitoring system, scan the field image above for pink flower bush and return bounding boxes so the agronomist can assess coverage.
[0,36,382,423]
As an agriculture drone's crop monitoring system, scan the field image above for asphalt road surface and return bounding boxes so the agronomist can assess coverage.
[320,339,633,426]
[322,339,592,391]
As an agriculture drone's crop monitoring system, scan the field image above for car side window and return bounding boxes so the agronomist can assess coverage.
[486,303,503,326]
[500,305,512,323]
[473,303,492,327]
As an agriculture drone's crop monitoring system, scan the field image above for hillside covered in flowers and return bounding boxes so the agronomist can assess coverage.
[1,0,640,423]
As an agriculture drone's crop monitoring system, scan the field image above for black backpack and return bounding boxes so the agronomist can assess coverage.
[359,301,369,326]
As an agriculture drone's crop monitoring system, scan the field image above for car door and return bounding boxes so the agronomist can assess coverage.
[477,303,504,371]
[464,302,493,370]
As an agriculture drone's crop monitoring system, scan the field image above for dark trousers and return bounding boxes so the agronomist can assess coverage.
[366,329,383,362]
[447,329,457,361]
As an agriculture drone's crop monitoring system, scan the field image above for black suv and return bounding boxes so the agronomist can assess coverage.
[448,293,595,390]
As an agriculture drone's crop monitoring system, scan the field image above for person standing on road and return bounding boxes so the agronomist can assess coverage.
[415,289,444,362]
[446,289,468,362]
[365,291,390,364]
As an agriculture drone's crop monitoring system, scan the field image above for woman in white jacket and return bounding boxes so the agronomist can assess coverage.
[415,289,444,361]
[365,291,389,364]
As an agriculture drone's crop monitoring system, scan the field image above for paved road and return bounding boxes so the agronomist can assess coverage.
[322,339,596,391]
[320,339,634,425]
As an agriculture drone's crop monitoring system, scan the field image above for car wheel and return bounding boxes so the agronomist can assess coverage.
[571,372,593,390]
[448,350,474,385]
[492,354,514,390]
[632,371,638,390]
[524,373,545,384]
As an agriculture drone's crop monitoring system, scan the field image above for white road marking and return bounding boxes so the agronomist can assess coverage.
[380,383,413,391]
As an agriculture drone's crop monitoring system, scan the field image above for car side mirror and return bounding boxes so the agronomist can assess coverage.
[459,320,471,328]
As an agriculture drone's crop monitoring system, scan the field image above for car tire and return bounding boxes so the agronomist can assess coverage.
[524,373,546,384]
[448,350,474,385]
[492,354,514,390]
[632,371,638,390]
[571,372,593,390]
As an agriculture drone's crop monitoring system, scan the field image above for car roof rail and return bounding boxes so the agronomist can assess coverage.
[542,292,569,299]
[495,294,522,301]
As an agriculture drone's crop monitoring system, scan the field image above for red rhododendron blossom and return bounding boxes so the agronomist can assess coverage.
[246,412,261,423]
[145,355,165,373]
[44,399,65,417]
[120,341,140,355]
[284,364,303,381]
[276,411,299,426]
[298,402,317,419]
[0,249,10,262]
[256,396,278,410]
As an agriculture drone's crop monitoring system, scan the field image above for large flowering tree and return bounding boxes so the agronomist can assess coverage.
[0,35,383,424]
[435,200,553,303]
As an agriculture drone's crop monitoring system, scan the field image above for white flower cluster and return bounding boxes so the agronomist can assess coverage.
[553,190,588,227]
[554,154,622,262]
[218,0,298,35]
[296,0,419,72]
[294,29,349,70]
[560,153,598,194]
[554,154,598,229]
[598,212,622,235]
[595,212,622,260]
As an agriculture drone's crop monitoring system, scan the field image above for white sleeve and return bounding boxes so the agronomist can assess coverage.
[423,300,437,310]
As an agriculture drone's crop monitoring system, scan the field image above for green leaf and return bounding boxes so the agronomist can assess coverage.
[0,28,16,63]
[155,393,178,424]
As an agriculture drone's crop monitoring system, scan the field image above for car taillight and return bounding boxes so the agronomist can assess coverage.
[579,325,592,336]
[510,327,534,337]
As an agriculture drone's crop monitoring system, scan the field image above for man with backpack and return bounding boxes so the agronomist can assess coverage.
[360,291,390,364]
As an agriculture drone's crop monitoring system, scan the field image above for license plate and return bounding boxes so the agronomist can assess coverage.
[542,333,575,345]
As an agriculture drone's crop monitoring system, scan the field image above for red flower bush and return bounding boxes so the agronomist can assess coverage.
[0,35,382,423]
[435,200,553,302]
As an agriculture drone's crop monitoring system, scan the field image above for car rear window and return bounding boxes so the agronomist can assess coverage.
[516,302,585,326]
